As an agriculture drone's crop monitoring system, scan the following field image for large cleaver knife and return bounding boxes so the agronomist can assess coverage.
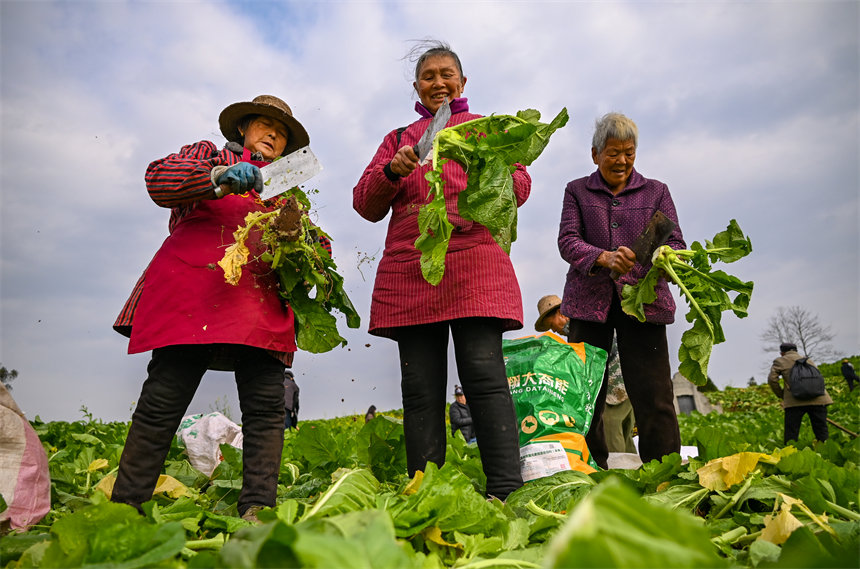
[610,210,677,280]
[257,146,323,201]
[413,97,451,165]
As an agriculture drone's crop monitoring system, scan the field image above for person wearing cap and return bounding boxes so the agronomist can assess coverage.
[449,386,476,443]
[840,359,857,392]
[535,295,636,453]
[353,41,525,500]
[768,343,832,444]
[111,95,318,522]
[557,112,686,469]
[534,295,570,336]
[284,370,300,430]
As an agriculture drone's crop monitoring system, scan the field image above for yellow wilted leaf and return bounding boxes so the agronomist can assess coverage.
[697,451,769,490]
[95,473,116,498]
[760,503,803,544]
[87,458,109,472]
[218,213,269,286]
[422,526,463,550]
[403,470,424,495]
[94,473,189,500]
[153,474,191,498]
[218,240,251,285]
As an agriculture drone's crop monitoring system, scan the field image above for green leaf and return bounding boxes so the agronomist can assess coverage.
[621,220,754,385]
[543,477,727,568]
[387,462,511,539]
[38,501,186,568]
[218,521,301,569]
[301,468,380,521]
[355,416,408,483]
[506,469,596,515]
[294,510,420,568]
[295,423,346,472]
[415,107,568,285]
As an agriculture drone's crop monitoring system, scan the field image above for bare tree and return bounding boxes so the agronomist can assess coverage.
[0,365,18,391]
[760,306,835,360]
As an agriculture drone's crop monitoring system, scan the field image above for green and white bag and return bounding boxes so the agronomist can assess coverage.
[503,332,607,481]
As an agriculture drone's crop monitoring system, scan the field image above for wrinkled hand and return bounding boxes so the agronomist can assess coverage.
[389,146,419,177]
[216,162,263,195]
[600,246,637,275]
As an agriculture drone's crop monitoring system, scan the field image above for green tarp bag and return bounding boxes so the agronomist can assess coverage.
[503,332,607,480]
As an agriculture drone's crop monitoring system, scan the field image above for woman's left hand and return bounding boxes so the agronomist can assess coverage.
[389,146,419,177]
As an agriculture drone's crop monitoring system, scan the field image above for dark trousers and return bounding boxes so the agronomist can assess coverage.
[784,405,829,444]
[395,317,523,500]
[112,344,286,515]
[568,293,680,469]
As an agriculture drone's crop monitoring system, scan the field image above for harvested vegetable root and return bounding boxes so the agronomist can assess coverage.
[218,188,360,353]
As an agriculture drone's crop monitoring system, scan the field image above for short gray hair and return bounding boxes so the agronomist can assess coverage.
[406,39,464,83]
[592,112,638,153]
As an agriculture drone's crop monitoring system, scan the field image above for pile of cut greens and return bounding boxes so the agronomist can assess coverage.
[415,108,569,285]
[218,187,360,353]
[621,219,753,385]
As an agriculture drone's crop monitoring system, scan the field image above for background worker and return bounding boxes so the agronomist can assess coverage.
[535,294,635,453]
[284,370,299,430]
[768,342,832,443]
[449,385,476,443]
[841,359,857,392]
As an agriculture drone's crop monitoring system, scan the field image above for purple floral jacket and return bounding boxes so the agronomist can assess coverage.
[557,168,685,324]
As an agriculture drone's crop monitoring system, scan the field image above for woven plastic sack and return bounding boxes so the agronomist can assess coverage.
[503,332,607,481]
[0,383,50,530]
[177,412,243,477]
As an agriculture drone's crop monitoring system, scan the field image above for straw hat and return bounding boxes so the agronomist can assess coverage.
[219,94,310,156]
[534,294,562,332]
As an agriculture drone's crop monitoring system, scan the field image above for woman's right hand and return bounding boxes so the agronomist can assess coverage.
[598,246,636,275]
[389,146,420,177]
[214,162,263,195]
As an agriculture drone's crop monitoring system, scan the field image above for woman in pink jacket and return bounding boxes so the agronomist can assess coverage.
[353,42,527,500]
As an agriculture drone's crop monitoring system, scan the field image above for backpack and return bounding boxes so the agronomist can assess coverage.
[789,357,826,400]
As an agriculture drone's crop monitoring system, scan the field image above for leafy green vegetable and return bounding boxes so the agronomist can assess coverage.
[415,108,569,285]
[218,187,360,353]
[37,501,187,568]
[621,219,754,385]
[543,477,728,568]
[14,372,860,569]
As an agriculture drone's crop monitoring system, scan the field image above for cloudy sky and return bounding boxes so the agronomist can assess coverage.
[1,1,857,423]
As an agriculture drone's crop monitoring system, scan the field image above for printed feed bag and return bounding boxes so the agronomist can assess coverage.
[503,332,606,481]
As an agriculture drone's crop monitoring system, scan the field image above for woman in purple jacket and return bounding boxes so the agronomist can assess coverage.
[557,112,685,469]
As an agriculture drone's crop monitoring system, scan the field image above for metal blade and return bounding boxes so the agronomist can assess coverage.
[610,210,676,280]
[413,97,452,165]
[630,210,676,264]
[258,146,323,200]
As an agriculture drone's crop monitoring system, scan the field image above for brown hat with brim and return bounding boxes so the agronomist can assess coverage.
[535,294,562,332]
[219,94,310,156]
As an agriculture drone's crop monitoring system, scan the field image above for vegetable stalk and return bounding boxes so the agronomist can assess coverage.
[621,219,753,385]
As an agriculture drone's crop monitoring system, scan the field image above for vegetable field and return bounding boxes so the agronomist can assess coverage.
[2,361,858,568]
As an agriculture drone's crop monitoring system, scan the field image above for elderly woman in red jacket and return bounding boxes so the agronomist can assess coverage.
[353,42,526,500]
[112,95,314,522]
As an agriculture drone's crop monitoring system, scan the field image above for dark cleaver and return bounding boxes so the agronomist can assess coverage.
[610,210,677,280]
[413,97,451,165]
